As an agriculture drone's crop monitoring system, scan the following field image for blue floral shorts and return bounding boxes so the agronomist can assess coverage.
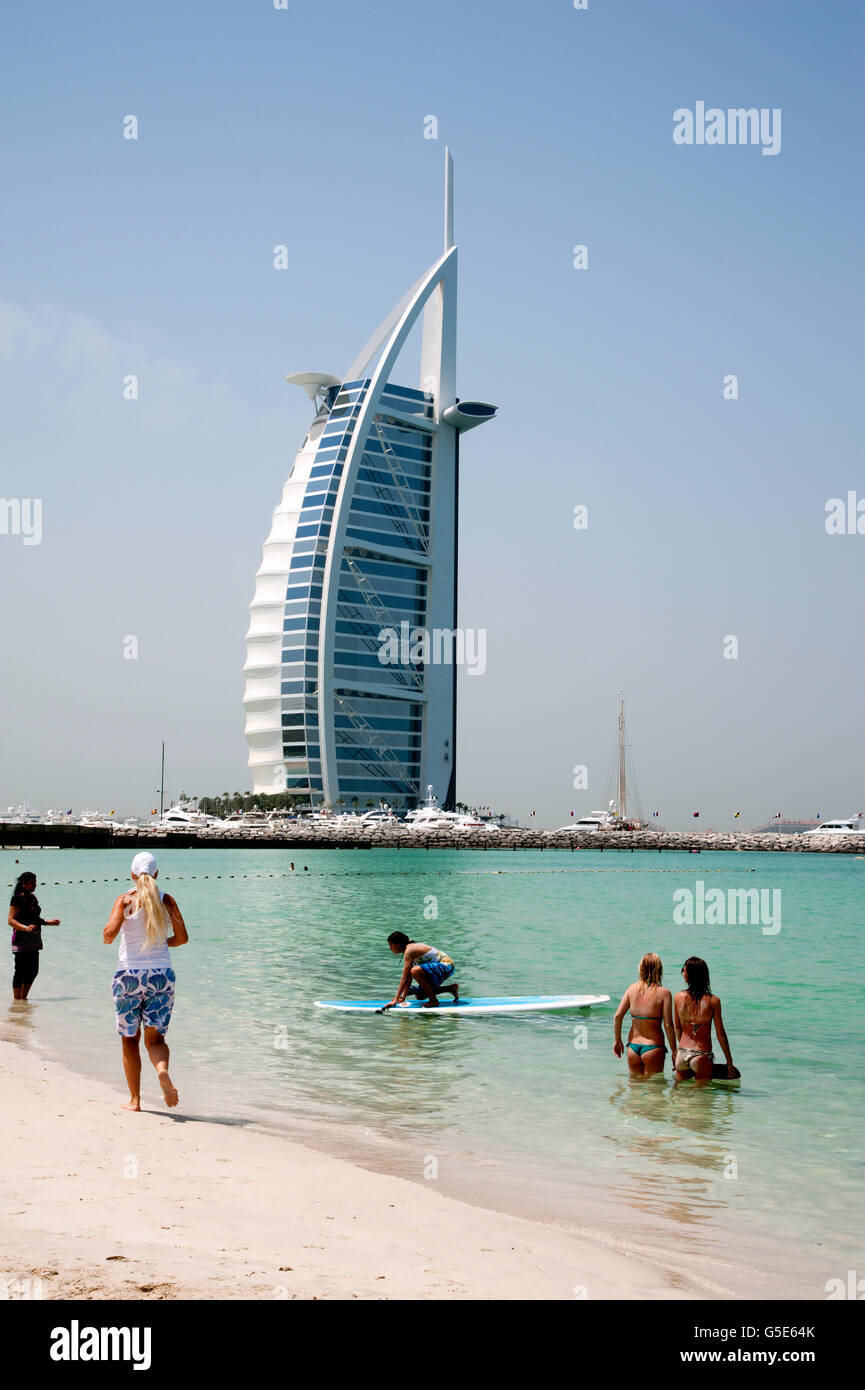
[112,968,176,1037]
[411,959,455,991]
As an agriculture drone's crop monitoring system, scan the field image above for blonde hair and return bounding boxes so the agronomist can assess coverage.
[132,872,169,951]
[638,952,664,986]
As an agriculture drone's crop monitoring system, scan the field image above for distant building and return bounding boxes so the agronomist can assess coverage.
[243,151,496,808]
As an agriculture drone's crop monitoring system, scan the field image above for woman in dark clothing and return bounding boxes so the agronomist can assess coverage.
[8,871,60,999]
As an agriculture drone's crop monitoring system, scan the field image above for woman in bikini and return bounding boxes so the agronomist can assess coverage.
[613,952,677,1077]
[673,956,736,1083]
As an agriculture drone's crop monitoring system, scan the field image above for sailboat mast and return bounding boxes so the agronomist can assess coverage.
[617,691,627,821]
[160,742,165,820]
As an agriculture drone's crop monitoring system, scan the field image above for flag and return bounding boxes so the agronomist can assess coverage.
[734,812,740,819]
[692,811,699,818]
[150,809,158,815]
[652,811,659,817]
[570,810,574,817]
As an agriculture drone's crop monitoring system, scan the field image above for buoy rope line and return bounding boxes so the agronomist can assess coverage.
[5,866,756,887]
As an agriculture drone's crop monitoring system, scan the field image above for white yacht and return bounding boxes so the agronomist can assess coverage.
[453,811,499,831]
[404,787,452,830]
[159,802,227,830]
[1,801,39,825]
[360,804,398,828]
[78,810,121,829]
[804,817,865,836]
[404,787,486,831]
[227,810,272,830]
[554,805,619,833]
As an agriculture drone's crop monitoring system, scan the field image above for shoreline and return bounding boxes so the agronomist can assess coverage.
[1,1034,820,1302]
[0,1036,724,1302]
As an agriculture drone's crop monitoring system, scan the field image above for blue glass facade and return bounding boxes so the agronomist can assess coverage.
[276,380,434,805]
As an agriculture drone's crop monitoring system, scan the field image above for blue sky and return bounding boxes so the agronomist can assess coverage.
[1,0,863,825]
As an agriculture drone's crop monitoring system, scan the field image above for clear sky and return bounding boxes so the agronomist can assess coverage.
[1,0,863,827]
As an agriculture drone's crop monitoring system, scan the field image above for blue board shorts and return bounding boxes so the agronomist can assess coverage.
[411,959,455,991]
[112,967,176,1036]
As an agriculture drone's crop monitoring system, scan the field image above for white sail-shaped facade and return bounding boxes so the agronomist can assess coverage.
[243,152,496,809]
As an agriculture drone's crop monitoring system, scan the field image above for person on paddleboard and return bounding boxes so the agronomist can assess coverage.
[385,932,458,1009]
[613,952,677,1077]
[673,956,737,1083]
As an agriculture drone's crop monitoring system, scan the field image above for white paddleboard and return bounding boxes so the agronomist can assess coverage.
[315,993,610,1016]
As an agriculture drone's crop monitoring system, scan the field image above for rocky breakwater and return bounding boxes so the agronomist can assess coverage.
[540,829,864,854]
[68,825,865,853]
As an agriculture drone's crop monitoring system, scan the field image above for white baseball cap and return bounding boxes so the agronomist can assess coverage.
[131,851,158,878]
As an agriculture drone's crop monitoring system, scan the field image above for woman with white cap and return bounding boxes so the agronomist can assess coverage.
[103,852,188,1110]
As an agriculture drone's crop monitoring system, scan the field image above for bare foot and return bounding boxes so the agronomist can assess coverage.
[158,1073,179,1107]
[122,1099,141,1112]
[421,999,439,1008]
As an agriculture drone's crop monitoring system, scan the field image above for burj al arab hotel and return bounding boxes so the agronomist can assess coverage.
[243,151,497,810]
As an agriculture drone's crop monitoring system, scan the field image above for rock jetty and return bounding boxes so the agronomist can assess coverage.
[1,824,862,854]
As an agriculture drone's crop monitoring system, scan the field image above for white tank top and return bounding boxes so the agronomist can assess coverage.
[117,889,172,969]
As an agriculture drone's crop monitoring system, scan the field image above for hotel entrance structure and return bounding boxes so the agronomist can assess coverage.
[243,151,496,809]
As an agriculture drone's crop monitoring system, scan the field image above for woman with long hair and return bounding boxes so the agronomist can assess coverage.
[673,956,736,1083]
[613,952,677,1076]
[8,871,60,999]
[103,852,188,1110]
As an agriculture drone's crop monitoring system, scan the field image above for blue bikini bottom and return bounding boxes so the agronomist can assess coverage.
[628,1041,664,1057]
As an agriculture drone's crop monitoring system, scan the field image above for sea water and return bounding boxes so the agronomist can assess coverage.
[2,846,861,1295]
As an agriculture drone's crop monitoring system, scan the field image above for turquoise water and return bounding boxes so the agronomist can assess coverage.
[2,846,862,1294]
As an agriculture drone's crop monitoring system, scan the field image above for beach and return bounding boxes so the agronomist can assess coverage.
[1,844,856,1303]
[2,1036,708,1302]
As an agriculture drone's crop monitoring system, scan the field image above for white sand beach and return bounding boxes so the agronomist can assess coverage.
[0,1036,778,1302]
